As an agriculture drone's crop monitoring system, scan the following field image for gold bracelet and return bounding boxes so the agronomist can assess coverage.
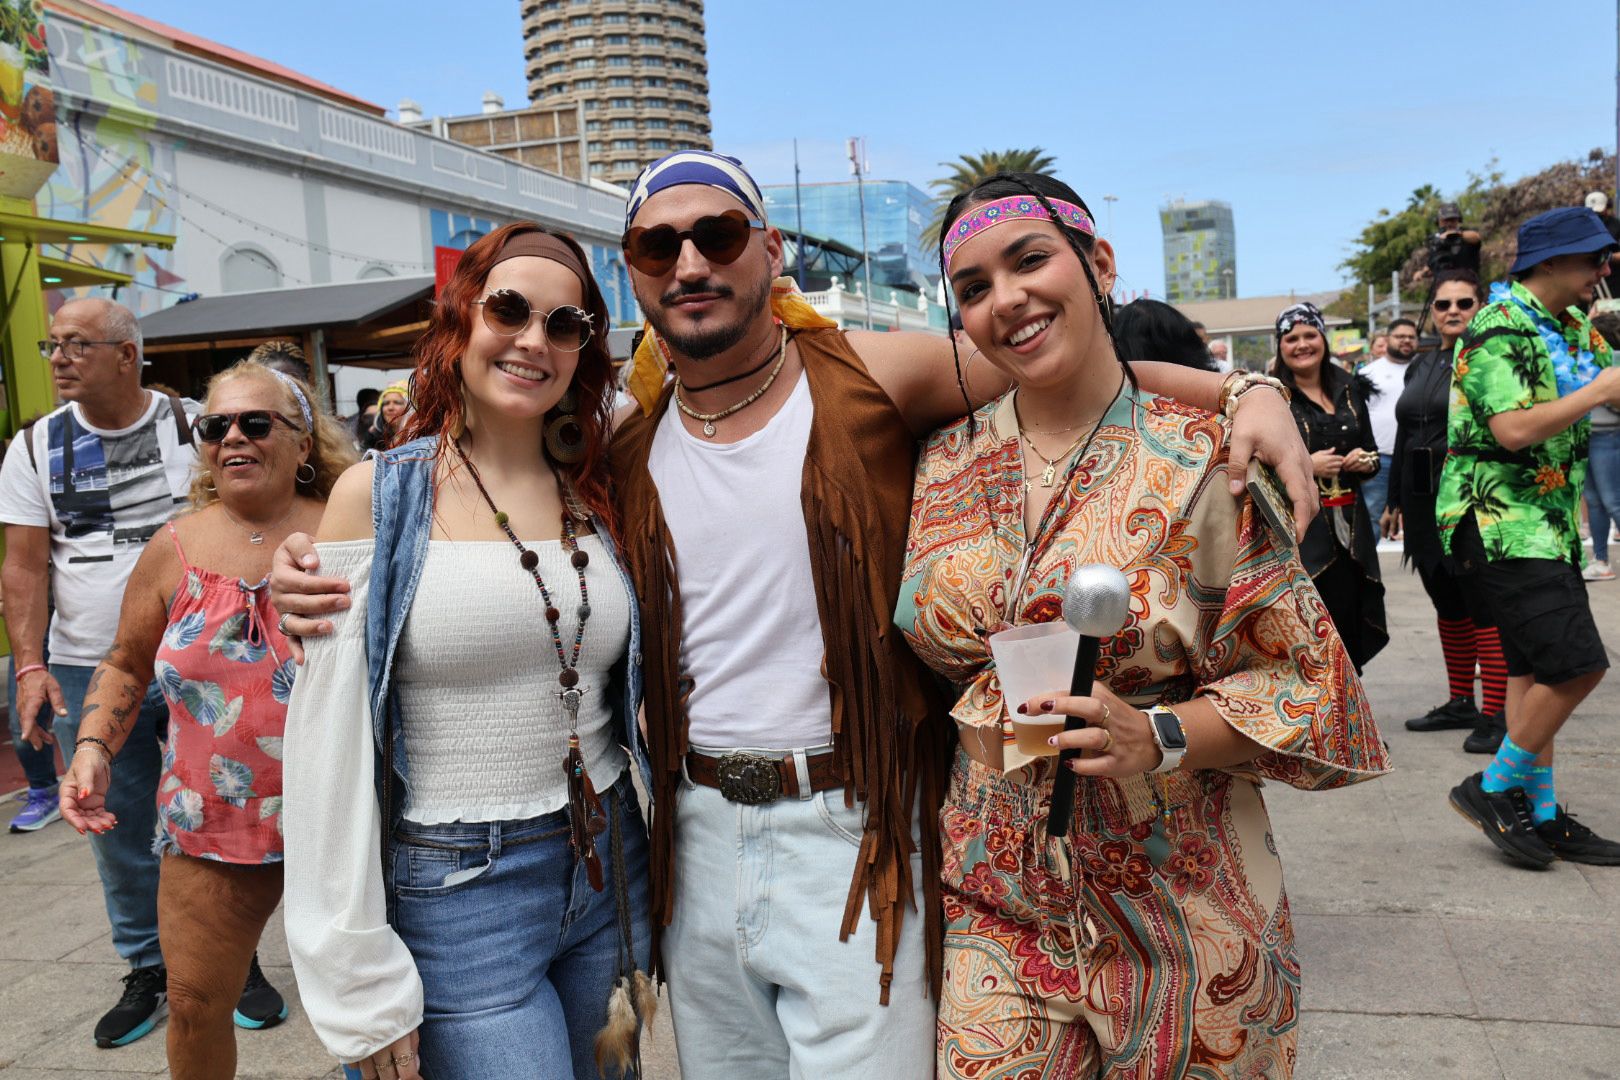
[1219,373,1288,422]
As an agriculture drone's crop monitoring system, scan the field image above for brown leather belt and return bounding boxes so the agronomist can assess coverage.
[685,749,843,805]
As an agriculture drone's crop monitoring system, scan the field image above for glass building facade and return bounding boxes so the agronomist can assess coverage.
[761,180,939,292]
[1160,199,1236,303]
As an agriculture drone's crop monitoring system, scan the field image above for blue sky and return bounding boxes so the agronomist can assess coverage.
[124,0,1616,298]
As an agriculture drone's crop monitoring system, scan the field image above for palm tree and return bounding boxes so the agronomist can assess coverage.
[924,148,1059,248]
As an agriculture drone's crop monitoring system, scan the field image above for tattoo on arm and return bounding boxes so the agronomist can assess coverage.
[80,645,147,744]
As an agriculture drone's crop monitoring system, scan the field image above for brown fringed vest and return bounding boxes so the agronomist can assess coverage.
[611,326,950,1004]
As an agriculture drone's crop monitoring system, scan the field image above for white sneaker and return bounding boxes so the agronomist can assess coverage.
[1583,559,1616,581]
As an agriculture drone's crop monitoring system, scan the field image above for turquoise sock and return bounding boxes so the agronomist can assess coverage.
[1525,765,1557,825]
[1481,735,1537,794]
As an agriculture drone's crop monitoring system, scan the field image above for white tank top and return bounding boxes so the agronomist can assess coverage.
[647,373,833,749]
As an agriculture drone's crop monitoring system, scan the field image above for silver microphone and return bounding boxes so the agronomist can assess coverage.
[1049,564,1132,839]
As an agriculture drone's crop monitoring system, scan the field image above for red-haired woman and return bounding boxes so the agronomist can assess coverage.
[281,224,654,1080]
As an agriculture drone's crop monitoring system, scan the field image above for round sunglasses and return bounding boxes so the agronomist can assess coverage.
[474,290,594,351]
[196,411,301,443]
[1431,297,1478,313]
[620,209,765,276]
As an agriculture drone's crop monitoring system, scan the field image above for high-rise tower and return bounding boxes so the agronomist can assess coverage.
[1160,199,1236,303]
[522,0,713,187]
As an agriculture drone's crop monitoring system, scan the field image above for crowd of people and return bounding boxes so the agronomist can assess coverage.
[0,150,1616,1079]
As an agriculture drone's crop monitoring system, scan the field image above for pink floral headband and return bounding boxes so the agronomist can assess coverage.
[943,195,1096,273]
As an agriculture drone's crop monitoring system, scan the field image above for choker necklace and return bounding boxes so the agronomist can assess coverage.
[1013,392,1111,490]
[677,334,785,393]
[673,324,790,437]
[219,502,296,545]
[455,442,607,892]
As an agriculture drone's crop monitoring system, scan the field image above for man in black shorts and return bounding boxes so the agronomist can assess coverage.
[1438,207,1620,868]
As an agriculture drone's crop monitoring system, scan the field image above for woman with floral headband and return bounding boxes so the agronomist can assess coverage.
[1272,301,1388,671]
[897,173,1389,1078]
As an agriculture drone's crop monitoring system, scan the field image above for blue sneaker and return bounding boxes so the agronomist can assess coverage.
[94,965,167,1048]
[233,953,288,1029]
[9,786,60,833]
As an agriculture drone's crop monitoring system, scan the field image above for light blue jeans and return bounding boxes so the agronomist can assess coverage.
[663,754,934,1080]
[1360,453,1394,520]
[1586,428,1620,562]
[386,773,651,1079]
[46,662,166,969]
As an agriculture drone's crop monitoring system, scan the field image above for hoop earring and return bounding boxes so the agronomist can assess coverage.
[544,387,585,464]
[297,462,316,484]
[962,347,981,390]
[202,475,216,493]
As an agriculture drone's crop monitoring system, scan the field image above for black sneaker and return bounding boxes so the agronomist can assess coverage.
[94,965,167,1048]
[233,952,289,1030]
[1536,807,1620,866]
[1462,712,1507,755]
[1407,696,1483,732]
[1448,772,1555,870]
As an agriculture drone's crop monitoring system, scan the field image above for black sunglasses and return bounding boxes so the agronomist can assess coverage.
[474,290,594,352]
[621,209,765,276]
[1431,297,1478,312]
[196,411,300,443]
[1591,247,1618,269]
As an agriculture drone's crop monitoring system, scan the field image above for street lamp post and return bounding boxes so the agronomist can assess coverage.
[1222,267,1234,299]
[1102,194,1118,236]
[848,136,874,330]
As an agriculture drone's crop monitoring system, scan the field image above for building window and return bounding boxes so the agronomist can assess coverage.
[613,138,637,150]
[605,33,629,44]
[640,34,662,45]
[586,119,602,131]
[569,13,592,24]
[607,55,631,66]
[574,77,597,89]
[220,244,282,293]
[644,97,667,109]
[608,76,633,86]
[604,11,627,21]
[643,56,664,66]
[573,57,596,68]
[589,140,606,152]
[643,76,665,87]
[645,117,668,129]
[357,264,394,281]
[573,35,594,47]
[611,118,636,129]
[590,161,607,174]
[609,96,634,107]
[647,138,668,149]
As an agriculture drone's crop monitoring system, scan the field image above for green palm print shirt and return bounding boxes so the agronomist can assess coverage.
[1437,280,1612,565]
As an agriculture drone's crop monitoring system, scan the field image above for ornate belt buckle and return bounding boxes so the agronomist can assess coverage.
[714,752,782,805]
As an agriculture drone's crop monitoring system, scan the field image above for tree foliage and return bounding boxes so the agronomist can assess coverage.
[924,148,1058,246]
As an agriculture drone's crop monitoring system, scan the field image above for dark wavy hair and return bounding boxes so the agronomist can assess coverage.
[399,222,617,533]
[936,172,1136,418]
[1269,316,1352,398]
[1113,299,1217,371]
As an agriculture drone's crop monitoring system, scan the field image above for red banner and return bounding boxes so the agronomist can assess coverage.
[434,246,464,296]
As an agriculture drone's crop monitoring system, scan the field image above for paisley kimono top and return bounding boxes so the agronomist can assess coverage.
[896,388,1388,826]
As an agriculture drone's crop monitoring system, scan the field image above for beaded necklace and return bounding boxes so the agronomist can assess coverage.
[455,441,607,891]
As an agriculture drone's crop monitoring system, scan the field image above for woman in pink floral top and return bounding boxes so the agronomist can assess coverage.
[897,174,1390,1079]
[61,361,354,1078]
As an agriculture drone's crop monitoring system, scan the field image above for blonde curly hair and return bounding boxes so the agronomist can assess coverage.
[189,360,358,508]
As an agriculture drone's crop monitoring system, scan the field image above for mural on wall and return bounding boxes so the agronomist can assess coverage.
[430,209,494,251]
[0,0,57,198]
[34,17,181,314]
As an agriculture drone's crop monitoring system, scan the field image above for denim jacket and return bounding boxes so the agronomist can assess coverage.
[361,435,650,838]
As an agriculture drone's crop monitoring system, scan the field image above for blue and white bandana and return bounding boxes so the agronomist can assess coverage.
[624,151,768,231]
[1489,281,1603,398]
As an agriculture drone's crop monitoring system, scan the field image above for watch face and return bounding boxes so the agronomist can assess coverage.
[1153,710,1189,751]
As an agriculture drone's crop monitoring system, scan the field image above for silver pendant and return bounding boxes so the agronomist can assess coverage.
[248,532,265,545]
[702,420,716,437]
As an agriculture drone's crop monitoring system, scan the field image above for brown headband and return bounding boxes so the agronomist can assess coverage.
[490,231,590,293]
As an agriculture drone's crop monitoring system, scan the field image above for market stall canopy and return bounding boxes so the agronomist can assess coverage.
[140,275,435,369]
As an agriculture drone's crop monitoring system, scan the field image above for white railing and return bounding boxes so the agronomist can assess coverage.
[164,57,298,131]
[317,105,416,163]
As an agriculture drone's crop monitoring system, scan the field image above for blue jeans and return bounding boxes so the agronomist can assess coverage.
[1586,429,1620,562]
[7,656,61,791]
[387,774,651,1080]
[46,663,166,969]
[1360,453,1394,520]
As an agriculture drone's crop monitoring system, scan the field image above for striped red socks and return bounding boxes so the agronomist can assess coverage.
[1438,617,1477,703]
[1474,624,1508,717]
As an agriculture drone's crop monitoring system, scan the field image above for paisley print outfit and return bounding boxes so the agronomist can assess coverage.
[152,524,294,863]
[897,389,1390,1079]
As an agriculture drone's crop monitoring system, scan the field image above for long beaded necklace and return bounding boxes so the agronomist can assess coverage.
[455,442,607,891]
[673,323,790,436]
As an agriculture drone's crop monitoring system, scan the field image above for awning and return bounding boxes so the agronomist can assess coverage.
[141,276,434,344]
[0,208,176,249]
[39,254,132,290]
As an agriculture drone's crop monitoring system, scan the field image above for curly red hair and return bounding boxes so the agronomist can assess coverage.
[400,222,618,536]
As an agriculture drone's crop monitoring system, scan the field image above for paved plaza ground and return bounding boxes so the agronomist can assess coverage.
[1,550,1617,1078]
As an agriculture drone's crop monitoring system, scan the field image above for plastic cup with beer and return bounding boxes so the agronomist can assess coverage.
[988,621,1078,757]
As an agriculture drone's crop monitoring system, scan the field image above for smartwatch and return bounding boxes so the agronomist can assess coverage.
[1146,706,1187,774]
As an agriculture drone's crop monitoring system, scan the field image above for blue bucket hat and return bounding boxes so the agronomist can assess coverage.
[1510,207,1615,273]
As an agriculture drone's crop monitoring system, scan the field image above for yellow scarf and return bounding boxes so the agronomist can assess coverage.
[626,276,837,415]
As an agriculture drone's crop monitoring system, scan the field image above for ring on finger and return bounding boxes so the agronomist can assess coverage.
[277,612,294,636]
[1100,729,1115,754]
[1100,702,1111,726]
[392,1053,416,1066]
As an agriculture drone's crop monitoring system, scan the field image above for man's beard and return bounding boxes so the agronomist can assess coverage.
[1388,346,1417,362]
[640,275,773,361]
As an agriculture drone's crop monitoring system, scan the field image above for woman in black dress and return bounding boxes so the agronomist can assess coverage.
[1383,270,1507,751]
[1272,302,1388,670]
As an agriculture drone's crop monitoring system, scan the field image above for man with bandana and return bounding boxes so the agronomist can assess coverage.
[1441,207,1620,869]
[271,152,1317,1077]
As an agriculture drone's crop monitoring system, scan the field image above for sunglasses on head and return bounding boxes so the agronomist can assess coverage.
[1431,297,1478,312]
[474,290,594,351]
[196,411,300,443]
[621,209,765,276]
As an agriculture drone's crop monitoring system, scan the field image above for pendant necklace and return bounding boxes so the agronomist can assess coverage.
[1014,393,1105,491]
[673,323,790,437]
[456,442,607,892]
[219,502,296,545]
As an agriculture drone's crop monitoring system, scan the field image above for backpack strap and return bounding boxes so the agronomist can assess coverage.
[165,393,193,446]
[19,419,37,471]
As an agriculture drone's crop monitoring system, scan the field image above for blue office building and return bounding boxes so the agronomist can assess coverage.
[761,180,939,292]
